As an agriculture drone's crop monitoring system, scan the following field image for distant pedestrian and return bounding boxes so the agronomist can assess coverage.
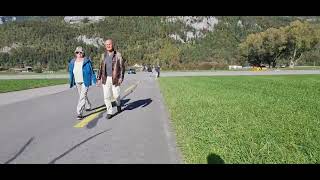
[155,65,160,78]
[68,46,97,120]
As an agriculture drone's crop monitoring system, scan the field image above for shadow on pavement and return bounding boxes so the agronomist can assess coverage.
[123,98,152,111]
[89,104,106,111]
[48,129,111,164]
[85,99,131,129]
[86,112,104,129]
[111,98,131,107]
[83,107,106,118]
[4,137,35,164]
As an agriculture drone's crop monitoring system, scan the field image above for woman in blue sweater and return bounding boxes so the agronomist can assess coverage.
[68,46,97,120]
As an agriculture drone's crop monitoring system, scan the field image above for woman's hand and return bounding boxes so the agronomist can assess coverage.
[96,80,101,87]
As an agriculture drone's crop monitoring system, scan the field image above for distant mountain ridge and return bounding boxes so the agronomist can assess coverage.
[1,16,320,70]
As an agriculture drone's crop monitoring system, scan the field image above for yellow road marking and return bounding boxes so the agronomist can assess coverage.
[74,81,140,128]
[74,107,106,128]
[124,84,135,93]
[123,80,140,94]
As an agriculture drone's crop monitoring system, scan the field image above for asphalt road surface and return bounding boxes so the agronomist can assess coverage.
[0,72,181,164]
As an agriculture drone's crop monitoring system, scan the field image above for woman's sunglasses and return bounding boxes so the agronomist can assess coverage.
[75,52,83,54]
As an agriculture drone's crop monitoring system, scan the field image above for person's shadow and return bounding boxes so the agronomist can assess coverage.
[123,98,152,111]
[111,99,131,107]
[86,99,131,129]
[207,153,225,164]
[86,98,152,128]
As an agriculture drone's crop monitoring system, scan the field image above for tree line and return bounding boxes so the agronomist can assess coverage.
[239,20,320,68]
[0,16,319,71]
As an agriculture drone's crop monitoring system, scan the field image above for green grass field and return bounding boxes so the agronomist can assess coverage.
[0,79,68,93]
[159,75,320,164]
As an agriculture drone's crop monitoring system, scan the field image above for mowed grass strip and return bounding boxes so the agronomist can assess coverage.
[0,79,68,93]
[159,75,320,164]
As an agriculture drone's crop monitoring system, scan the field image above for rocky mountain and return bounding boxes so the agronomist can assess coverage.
[64,16,106,24]
[1,16,320,70]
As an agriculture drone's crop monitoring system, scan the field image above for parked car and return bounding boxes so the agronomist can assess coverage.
[128,68,136,74]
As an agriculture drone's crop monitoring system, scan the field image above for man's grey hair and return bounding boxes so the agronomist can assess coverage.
[105,39,114,45]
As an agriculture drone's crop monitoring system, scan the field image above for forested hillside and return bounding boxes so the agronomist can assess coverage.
[0,16,319,71]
